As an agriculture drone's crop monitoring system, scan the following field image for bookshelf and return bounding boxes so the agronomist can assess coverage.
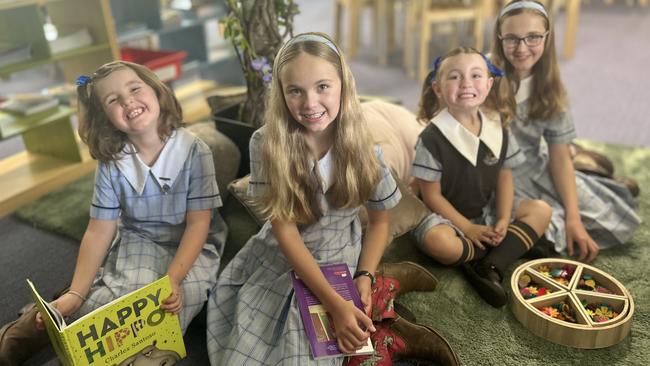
[0,0,117,216]
[0,0,244,216]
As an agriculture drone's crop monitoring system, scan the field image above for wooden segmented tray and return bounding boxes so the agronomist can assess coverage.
[510,258,634,349]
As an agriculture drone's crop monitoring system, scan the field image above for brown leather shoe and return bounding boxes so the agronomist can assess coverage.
[615,176,640,198]
[375,261,438,295]
[0,303,50,366]
[571,143,615,179]
[390,315,460,366]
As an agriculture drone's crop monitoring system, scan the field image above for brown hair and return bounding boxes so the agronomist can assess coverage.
[77,61,182,162]
[260,32,381,224]
[416,46,513,126]
[490,0,567,121]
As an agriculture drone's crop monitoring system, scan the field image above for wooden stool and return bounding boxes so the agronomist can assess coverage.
[334,0,401,65]
[334,0,375,59]
[405,0,486,82]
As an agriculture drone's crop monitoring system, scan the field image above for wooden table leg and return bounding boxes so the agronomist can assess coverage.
[376,0,389,65]
[563,0,581,59]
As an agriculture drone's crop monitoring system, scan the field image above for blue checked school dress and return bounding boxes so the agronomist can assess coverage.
[77,128,226,332]
[510,76,641,253]
[411,108,525,246]
[206,127,401,366]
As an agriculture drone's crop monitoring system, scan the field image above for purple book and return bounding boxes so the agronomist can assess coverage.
[290,263,374,360]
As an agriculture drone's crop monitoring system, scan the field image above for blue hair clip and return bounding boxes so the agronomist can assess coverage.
[426,56,442,85]
[75,75,91,86]
[480,54,504,77]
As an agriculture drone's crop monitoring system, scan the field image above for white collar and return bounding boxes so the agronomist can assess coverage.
[316,148,334,193]
[115,128,195,194]
[431,108,503,166]
[515,75,534,104]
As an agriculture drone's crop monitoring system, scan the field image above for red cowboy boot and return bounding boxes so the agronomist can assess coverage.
[0,303,50,366]
[375,261,438,295]
[390,315,460,365]
[346,314,460,366]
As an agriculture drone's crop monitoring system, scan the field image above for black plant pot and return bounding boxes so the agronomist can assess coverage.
[213,104,258,178]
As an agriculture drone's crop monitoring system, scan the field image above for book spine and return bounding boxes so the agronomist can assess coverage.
[61,331,76,366]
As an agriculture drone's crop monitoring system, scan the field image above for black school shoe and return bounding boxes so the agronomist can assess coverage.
[523,235,558,260]
[461,262,507,308]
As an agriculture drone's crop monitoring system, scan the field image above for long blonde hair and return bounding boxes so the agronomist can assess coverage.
[77,61,182,162]
[416,46,513,126]
[260,32,381,224]
[490,0,567,121]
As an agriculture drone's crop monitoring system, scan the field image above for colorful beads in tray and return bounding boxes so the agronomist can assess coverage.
[538,301,578,323]
[582,301,619,322]
[537,264,575,286]
[576,274,613,294]
[518,274,553,299]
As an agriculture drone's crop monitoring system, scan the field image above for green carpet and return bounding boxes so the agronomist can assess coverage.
[14,140,650,365]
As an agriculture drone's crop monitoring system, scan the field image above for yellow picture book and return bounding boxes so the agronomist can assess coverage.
[27,275,186,366]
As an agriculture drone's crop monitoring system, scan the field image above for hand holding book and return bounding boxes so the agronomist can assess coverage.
[328,298,375,354]
[35,292,84,331]
[290,263,375,359]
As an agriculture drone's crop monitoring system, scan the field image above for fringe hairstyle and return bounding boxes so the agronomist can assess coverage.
[260,32,381,224]
[77,61,183,162]
[416,46,513,126]
[490,0,568,121]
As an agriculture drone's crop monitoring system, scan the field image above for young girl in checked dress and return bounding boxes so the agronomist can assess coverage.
[0,60,227,365]
[205,31,444,366]
[411,47,553,308]
[63,60,227,331]
[490,0,641,262]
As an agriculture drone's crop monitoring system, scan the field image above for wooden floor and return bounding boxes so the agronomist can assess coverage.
[0,148,96,217]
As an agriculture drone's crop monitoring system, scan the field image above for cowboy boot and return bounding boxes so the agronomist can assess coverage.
[390,315,460,366]
[393,302,416,323]
[375,261,438,295]
[0,303,50,366]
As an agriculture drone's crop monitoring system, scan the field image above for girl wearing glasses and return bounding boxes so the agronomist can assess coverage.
[490,0,641,262]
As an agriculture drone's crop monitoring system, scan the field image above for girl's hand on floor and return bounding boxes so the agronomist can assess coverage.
[354,275,373,317]
[463,224,498,249]
[565,218,599,262]
[330,299,375,354]
[161,281,183,314]
[35,293,83,330]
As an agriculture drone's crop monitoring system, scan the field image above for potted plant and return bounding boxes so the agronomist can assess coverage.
[213,0,298,176]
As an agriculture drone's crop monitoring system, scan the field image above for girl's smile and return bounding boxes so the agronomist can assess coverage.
[433,53,493,114]
[281,53,341,138]
[95,68,161,140]
[500,12,547,79]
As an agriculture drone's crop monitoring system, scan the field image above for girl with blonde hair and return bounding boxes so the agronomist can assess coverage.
[206,32,456,366]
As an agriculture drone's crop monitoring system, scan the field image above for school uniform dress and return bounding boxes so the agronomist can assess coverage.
[412,108,525,245]
[78,127,226,332]
[510,76,641,252]
[206,127,401,366]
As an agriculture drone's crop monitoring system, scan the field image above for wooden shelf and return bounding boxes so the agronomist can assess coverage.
[0,149,96,217]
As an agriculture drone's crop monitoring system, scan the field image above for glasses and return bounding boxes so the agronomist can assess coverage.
[500,32,549,48]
